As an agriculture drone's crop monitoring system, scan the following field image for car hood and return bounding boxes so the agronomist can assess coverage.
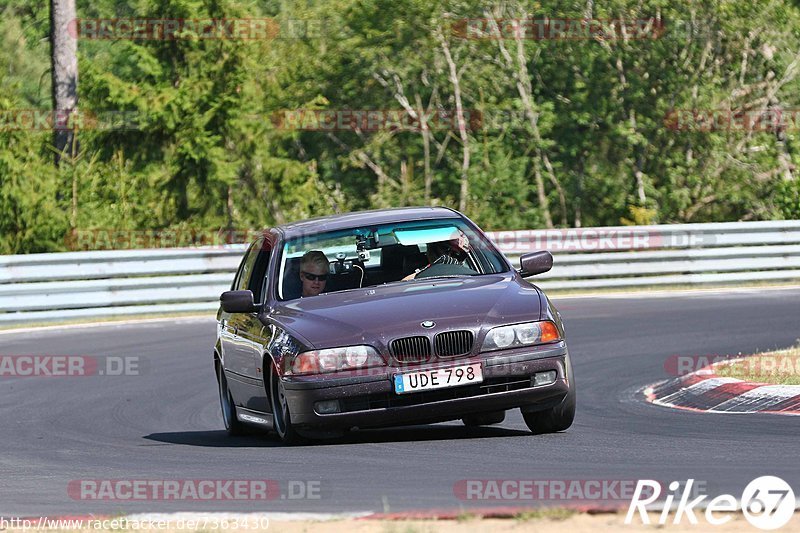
[268,274,542,350]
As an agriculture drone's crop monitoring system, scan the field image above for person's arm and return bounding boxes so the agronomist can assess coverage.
[402,258,437,281]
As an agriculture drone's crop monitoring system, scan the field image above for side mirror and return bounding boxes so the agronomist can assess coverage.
[518,251,553,277]
[220,290,257,313]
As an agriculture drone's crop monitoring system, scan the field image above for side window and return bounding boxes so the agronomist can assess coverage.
[247,238,273,304]
[233,241,260,291]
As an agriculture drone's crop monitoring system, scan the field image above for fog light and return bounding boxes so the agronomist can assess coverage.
[314,400,341,414]
[533,371,557,386]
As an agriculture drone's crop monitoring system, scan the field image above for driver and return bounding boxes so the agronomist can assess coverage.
[299,250,330,297]
[403,229,471,280]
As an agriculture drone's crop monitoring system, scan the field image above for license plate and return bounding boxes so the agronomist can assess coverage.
[394,363,483,394]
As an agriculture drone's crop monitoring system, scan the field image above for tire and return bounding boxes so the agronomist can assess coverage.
[217,363,246,436]
[522,386,575,434]
[269,366,306,445]
[462,410,506,427]
[522,356,576,434]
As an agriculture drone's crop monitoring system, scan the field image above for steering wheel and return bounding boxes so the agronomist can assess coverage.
[415,262,477,279]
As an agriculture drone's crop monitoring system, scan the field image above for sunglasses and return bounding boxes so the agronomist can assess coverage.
[301,271,328,282]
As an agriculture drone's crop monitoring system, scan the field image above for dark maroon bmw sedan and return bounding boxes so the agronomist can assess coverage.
[214,207,575,444]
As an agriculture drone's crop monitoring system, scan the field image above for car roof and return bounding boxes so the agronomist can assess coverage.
[276,206,462,239]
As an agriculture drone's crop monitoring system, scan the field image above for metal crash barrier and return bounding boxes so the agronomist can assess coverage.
[1,221,799,324]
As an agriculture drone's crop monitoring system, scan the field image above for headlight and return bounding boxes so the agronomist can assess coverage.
[268,327,302,375]
[481,320,561,352]
[287,345,385,375]
[269,328,300,360]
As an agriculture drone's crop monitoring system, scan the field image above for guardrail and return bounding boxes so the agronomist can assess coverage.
[487,220,800,290]
[1,220,798,325]
[0,248,246,325]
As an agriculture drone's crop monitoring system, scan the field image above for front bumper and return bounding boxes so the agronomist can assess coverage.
[282,343,571,429]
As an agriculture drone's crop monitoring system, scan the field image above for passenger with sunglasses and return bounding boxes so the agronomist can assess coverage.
[299,250,330,297]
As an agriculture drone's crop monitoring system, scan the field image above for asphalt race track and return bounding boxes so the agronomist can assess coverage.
[1,288,799,516]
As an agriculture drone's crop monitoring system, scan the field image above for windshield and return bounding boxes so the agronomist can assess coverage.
[277,218,508,300]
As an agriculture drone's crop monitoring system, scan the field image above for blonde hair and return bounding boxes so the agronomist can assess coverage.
[300,250,329,271]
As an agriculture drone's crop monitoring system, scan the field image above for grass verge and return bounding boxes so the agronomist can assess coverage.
[715,346,800,385]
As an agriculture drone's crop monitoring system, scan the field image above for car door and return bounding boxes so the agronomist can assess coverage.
[234,237,274,412]
[220,240,262,406]
[221,237,273,411]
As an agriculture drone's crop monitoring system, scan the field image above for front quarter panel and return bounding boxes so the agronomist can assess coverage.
[541,292,565,338]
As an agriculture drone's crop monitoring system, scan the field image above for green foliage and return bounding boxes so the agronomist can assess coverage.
[2,0,800,253]
[0,122,67,253]
[776,179,800,219]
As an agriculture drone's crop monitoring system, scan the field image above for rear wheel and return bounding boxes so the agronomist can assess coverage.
[462,410,506,427]
[217,363,245,436]
[269,366,306,445]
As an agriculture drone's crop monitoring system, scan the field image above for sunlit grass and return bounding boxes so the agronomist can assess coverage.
[715,346,800,385]
[513,507,577,522]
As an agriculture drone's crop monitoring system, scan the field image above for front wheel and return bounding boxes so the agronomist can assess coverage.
[522,356,576,434]
[217,363,245,436]
[269,366,305,445]
[522,386,575,434]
